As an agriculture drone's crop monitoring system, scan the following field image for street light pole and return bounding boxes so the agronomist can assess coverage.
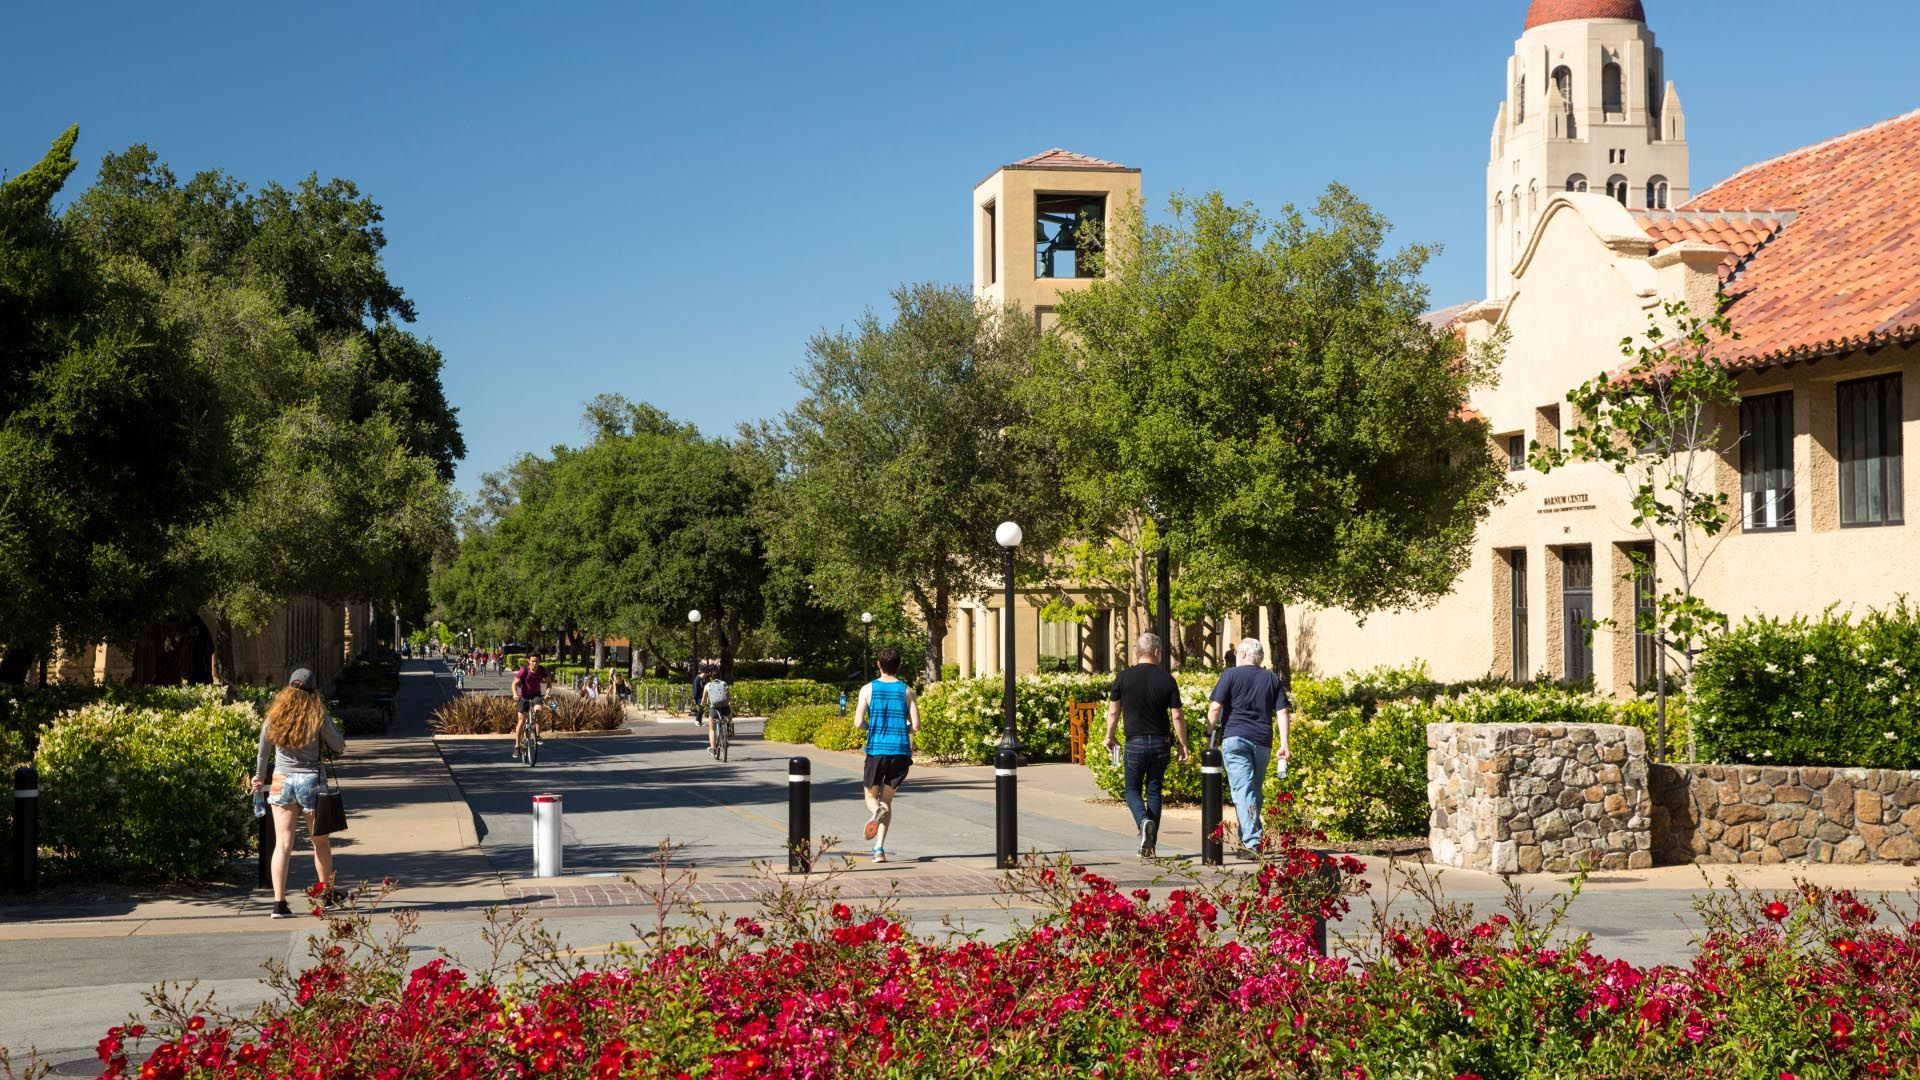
[994,520,1023,870]
[688,609,702,684]
[860,611,874,682]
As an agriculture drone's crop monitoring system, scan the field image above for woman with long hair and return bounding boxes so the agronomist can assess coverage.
[251,668,346,918]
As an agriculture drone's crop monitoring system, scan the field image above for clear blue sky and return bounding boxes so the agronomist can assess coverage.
[7,1,1916,499]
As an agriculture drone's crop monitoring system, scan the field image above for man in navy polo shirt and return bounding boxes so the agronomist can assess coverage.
[1206,637,1291,855]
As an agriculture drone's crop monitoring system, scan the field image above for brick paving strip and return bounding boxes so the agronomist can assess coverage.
[505,869,1193,910]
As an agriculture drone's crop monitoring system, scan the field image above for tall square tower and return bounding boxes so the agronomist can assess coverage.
[972,148,1141,330]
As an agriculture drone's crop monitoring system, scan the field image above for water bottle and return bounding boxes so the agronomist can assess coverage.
[839,691,848,716]
[1275,757,1289,781]
[1109,742,1124,768]
[253,788,268,818]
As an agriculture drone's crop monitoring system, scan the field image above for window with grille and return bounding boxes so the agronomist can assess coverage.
[1509,550,1529,683]
[1561,547,1594,682]
[1629,543,1658,689]
[1740,391,1795,531]
[1838,375,1904,527]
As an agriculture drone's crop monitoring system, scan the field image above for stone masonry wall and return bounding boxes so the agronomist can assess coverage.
[1428,724,1651,874]
[1650,764,1920,865]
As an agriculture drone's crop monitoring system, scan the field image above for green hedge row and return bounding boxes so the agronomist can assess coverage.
[763,704,862,753]
[1695,601,1920,768]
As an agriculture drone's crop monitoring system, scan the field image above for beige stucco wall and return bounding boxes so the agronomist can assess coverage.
[1295,195,1919,693]
[973,163,1141,326]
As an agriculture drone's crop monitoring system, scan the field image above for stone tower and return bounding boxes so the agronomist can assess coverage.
[1487,0,1689,298]
[972,149,1141,331]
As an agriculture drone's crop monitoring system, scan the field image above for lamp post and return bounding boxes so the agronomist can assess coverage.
[687,609,702,684]
[860,611,874,681]
[994,520,1023,870]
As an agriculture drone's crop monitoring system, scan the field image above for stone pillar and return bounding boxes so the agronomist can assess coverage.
[1428,723,1652,874]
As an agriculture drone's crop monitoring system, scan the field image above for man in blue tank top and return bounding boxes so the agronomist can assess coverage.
[853,645,919,864]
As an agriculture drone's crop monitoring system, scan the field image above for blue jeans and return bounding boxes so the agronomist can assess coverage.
[1220,736,1272,848]
[1122,735,1172,832]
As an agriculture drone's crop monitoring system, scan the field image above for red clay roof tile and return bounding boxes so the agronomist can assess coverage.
[1008,148,1132,171]
[1525,0,1646,30]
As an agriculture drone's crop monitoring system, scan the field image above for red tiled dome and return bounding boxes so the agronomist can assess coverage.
[1525,0,1647,29]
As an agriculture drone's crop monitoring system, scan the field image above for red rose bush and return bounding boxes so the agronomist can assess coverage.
[58,799,1920,1078]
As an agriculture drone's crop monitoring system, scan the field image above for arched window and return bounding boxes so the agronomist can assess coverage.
[1606,175,1630,205]
[1512,188,1523,259]
[1646,175,1670,210]
[1552,66,1576,138]
[1602,62,1624,118]
[1529,181,1540,217]
[1514,76,1526,124]
[1566,174,1588,193]
[1494,194,1504,231]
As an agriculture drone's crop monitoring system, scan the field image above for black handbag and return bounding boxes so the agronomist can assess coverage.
[311,767,348,836]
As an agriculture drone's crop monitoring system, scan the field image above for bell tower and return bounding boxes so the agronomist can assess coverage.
[973,149,1141,331]
[1487,0,1690,298]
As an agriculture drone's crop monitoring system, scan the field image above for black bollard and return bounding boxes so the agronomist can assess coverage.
[994,748,1018,870]
[11,766,38,893]
[787,756,812,874]
[256,806,276,888]
[1200,748,1224,867]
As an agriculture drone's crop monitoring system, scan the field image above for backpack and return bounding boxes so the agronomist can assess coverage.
[706,678,730,704]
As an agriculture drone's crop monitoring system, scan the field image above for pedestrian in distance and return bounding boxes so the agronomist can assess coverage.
[251,668,346,919]
[1205,638,1291,856]
[691,664,708,728]
[703,667,732,759]
[854,645,919,864]
[1105,633,1189,859]
[511,654,548,761]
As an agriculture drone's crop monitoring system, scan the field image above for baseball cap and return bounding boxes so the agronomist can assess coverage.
[288,668,316,691]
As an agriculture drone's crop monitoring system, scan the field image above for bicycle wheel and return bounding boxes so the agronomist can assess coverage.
[719,716,731,762]
[526,714,541,767]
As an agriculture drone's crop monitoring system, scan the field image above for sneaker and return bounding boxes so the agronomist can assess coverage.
[864,808,882,841]
[270,900,293,919]
[871,848,886,864]
[1141,819,1158,859]
[318,886,346,908]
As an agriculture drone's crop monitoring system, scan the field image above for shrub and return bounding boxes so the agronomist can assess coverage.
[1695,601,1920,767]
[764,704,838,745]
[916,673,1113,764]
[808,711,863,752]
[730,679,837,717]
[34,692,261,881]
[429,695,517,735]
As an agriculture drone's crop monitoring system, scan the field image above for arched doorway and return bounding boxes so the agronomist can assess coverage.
[133,613,215,685]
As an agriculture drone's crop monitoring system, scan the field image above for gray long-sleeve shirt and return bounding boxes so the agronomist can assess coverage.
[256,716,346,784]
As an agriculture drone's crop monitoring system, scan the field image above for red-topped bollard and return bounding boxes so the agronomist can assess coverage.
[533,793,563,877]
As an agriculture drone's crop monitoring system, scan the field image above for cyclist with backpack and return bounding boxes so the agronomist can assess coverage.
[702,666,732,759]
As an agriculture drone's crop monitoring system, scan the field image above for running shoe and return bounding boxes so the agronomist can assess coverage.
[270,900,293,919]
[864,807,882,841]
[1141,819,1158,859]
[871,848,886,864]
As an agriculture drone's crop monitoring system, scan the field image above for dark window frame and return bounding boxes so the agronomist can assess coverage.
[1838,374,1905,529]
[1628,542,1659,689]
[1033,192,1107,281]
[1509,550,1530,683]
[1739,391,1796,532]
[1561,546,1594,683]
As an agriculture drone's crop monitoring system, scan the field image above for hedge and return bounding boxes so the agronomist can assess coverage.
[35,689,262,881]
[916,674,1114,764]
[763,704,839,745]
[1695,600,1920,767]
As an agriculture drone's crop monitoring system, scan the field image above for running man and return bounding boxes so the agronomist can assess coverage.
[511,653,547,760]
[853,646,919,864]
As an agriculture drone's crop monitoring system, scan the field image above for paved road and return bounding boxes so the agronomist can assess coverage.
[5,660,1918,1072]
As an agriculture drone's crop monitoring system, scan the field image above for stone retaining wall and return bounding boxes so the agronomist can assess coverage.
[1650,764,1920,865]
[1428,723,1651,874]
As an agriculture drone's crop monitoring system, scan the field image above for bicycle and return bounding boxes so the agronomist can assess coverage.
[711,705,733,762]
[515,696,551,767]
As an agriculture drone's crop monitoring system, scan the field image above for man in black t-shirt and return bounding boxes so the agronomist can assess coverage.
[1105,632,1189,858]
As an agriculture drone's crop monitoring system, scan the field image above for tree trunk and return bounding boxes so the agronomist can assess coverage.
[594,638,606,669]
[917,584,949,683]
[719,618,739,680]
[1265,601,1293,692]
[212,613,238,687]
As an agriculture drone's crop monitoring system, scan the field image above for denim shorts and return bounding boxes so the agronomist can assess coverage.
[268,770,323,812]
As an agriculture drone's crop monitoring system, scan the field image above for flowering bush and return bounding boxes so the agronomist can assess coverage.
[915,673,1113,763]
[33,689,261,881]
[82,806,1920,1079]
[1695,601,1920,767]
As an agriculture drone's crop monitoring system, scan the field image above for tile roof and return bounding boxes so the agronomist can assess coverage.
[1677,107,1920,370]
[1008,148,1133,171]
[1421,300,1479,331]
[1634,211,1791,283]
[1525,0,1646,30]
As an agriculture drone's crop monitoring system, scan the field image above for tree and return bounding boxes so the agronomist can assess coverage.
[61,144,461,675]
[1533,300,1740,760]
[1029,189,1507,683]
[770,284,1066,681]
[0,128,231,680]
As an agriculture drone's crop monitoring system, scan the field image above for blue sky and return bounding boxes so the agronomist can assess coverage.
[7,1,1916,498]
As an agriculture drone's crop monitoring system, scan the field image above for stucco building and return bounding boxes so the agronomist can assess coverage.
[948,0,1920,692]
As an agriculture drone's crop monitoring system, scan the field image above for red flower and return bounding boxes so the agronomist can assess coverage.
[831,903,852,923]
[1831,1012,1854,1038]
[1763,901,1790,922]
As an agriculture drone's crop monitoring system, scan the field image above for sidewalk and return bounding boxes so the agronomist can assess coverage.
[0,661,505,939]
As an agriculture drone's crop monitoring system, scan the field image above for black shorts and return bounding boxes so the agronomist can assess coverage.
[516,696,537,715]
[863,754,910,791]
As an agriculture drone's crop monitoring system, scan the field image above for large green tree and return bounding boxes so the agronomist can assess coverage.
[0,129,230,680]
[1029,189,1508,681]
[769,283,1066,681]
[60,144,461,672]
